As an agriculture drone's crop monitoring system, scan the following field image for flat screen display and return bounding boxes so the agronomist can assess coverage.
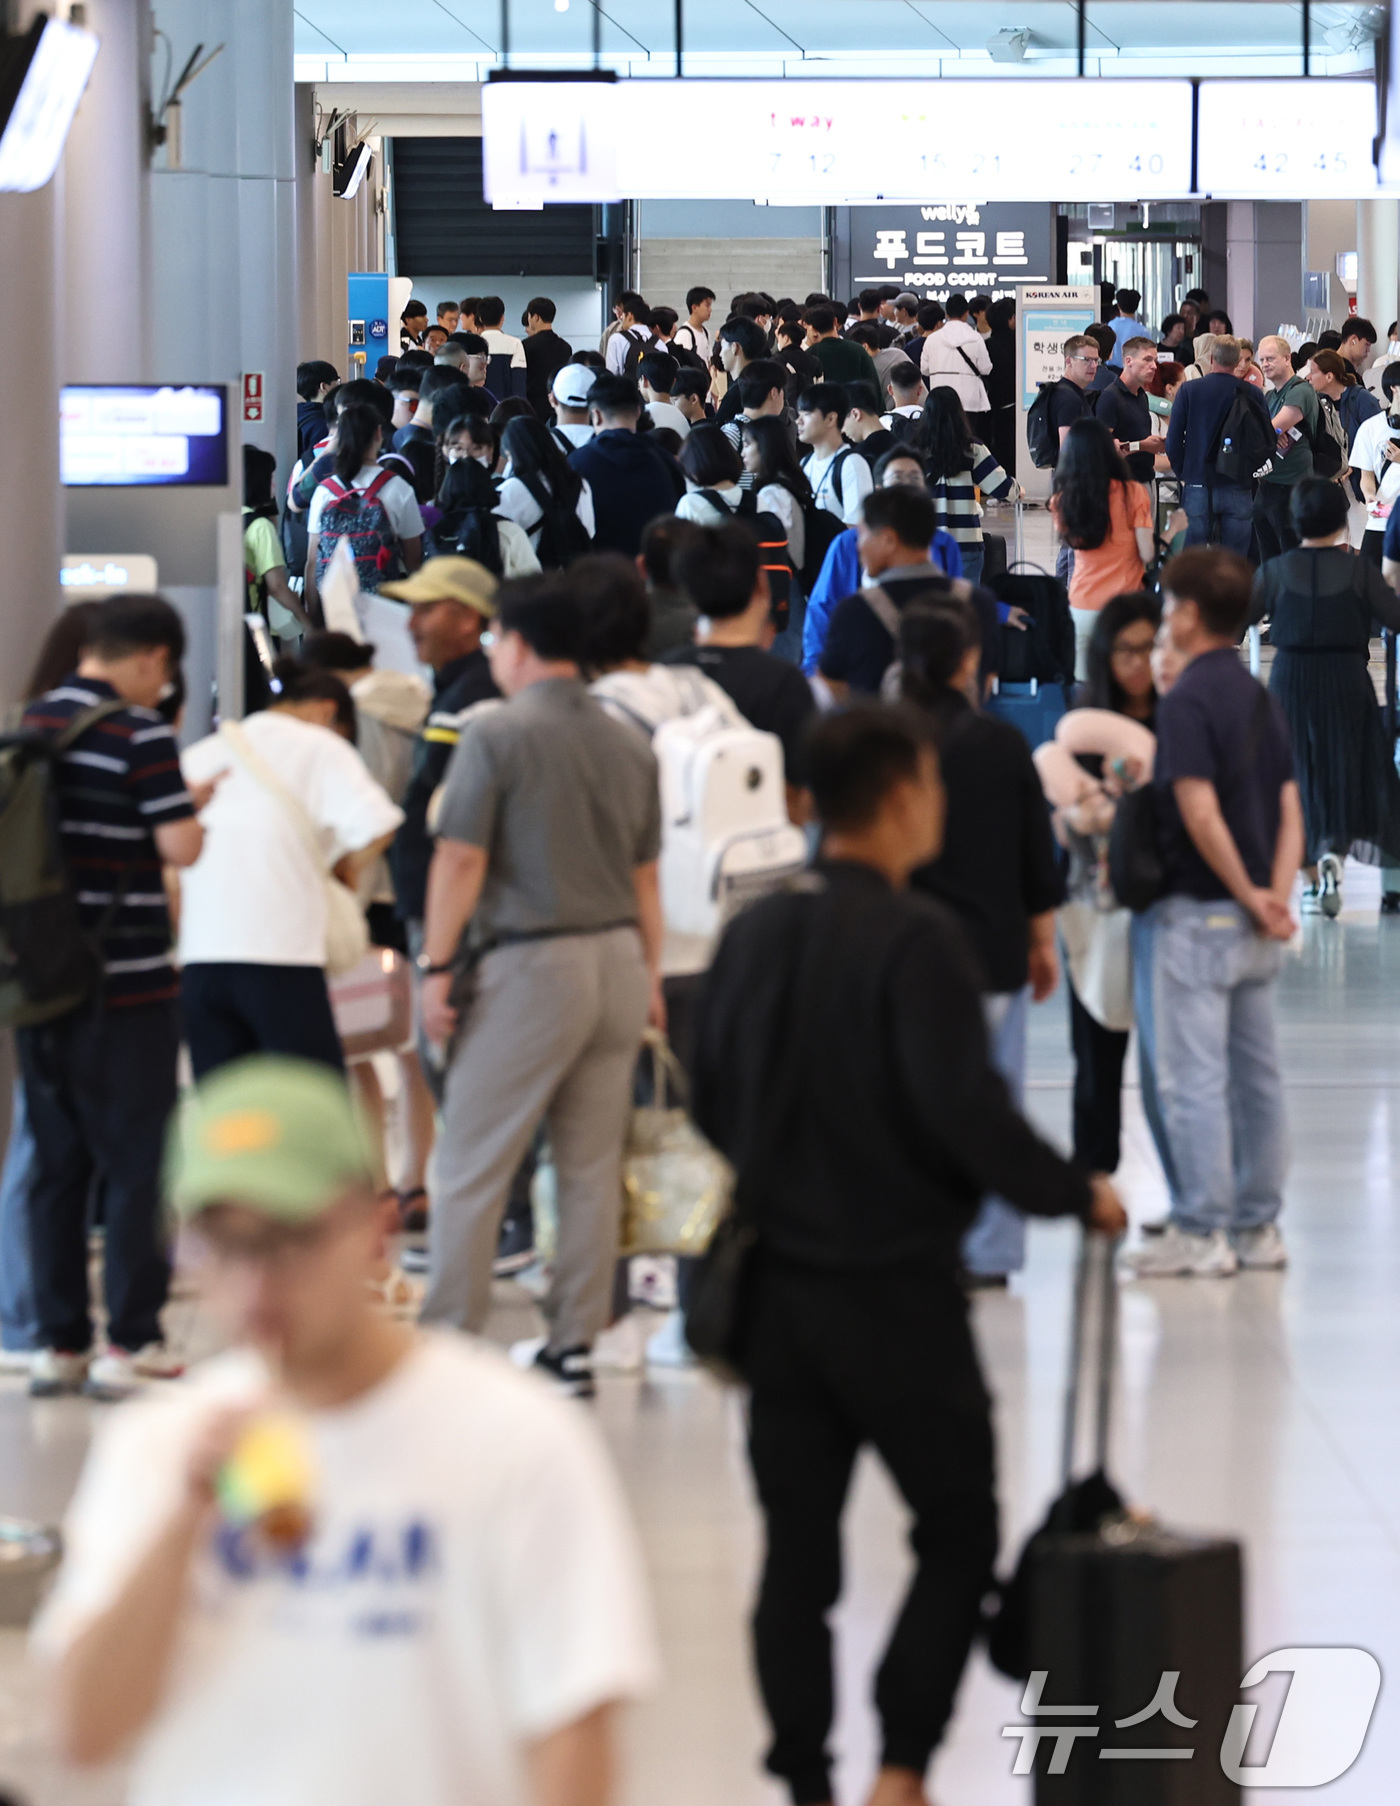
[60,385,228,487]
[484,79,1194,204]
[1197,80,1385,198]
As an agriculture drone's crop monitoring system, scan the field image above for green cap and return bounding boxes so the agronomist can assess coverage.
[166,1056,373,1223]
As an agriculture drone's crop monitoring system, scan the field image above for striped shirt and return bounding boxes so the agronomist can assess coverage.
[925,442,1015,545]
[22,676,194,1006]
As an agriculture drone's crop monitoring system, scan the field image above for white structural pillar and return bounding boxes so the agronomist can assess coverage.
[1356,200,1400,335]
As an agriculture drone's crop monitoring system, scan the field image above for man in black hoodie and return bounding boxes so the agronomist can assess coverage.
[691,704,1125,1806]
[568,374,684,556]
[295,360,339,461]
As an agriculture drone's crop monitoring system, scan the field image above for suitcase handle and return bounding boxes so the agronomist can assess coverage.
[1060,1229,1121,1488]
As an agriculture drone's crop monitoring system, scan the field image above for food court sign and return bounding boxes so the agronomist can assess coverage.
[847,201,1056,300]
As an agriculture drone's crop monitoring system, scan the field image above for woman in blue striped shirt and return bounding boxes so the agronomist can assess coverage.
[915,384,1019,585]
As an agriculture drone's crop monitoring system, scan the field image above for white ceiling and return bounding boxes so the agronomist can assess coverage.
[295,0,1384,82]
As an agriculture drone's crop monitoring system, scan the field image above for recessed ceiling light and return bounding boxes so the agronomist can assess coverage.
[555,0,571,12]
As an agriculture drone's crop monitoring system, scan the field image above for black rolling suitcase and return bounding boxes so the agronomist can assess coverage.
[988,1234,1243,1804]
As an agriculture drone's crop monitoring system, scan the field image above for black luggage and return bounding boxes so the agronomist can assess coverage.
[988,1233,1243,1803]
[981,530,1008,583]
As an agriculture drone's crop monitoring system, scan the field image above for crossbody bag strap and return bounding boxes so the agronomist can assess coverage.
[218,720,332,875]
[862,584,902,638]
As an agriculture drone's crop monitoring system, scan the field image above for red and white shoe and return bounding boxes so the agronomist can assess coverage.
[85,1343,186,1400]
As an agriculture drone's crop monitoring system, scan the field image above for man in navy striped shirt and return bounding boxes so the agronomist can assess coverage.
[18,595,206,1400]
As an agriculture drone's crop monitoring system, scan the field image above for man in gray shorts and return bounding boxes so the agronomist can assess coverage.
[416,575,665,1397]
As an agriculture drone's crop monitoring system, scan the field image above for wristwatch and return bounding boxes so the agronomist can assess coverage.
[414,952,455,976]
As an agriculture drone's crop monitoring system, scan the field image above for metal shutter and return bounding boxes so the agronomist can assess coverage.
[391,138,595,277]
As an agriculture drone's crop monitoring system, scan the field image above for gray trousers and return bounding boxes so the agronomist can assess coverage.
[1149,896,1288,1236]
[421,927,650,1350]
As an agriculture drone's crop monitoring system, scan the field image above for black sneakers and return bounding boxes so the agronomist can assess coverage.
[534,1344,595,1399]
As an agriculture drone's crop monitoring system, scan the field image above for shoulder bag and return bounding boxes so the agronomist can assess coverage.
[218,720,369,976]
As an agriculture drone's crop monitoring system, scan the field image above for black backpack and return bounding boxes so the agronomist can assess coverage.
[1212,389,1277,485]
[885,411,921,447]
[518,471,591,570]
[699,490,794,629]
[0,701,126,1029]
[448,506,504,577]
[1025,383,1063,469]
[985,565,1076,686]
[621,328,656,380]
[1302,391,1348,480]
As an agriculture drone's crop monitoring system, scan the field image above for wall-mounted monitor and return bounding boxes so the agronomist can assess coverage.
[60,384,229,488]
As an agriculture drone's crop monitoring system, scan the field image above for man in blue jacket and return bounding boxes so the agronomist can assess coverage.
[1164,336,1273,557]
[568,375,685,556]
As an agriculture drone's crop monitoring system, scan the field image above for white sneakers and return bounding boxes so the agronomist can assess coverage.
[29,1344,185,1400]
[1121,1223,1288,1278]
[1232,1223,1289,1269]
[645,1308,697,1369]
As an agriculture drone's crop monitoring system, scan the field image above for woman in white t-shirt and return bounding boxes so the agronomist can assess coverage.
[177,661,404,1080]
[305,404,424,617]
[1351,402,1400,562]
[494,417,595,564]
[740,414,811,577]
[675,425,745,525]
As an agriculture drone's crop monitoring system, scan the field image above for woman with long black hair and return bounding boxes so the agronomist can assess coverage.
[1260,477,1400,916]
[914,383,1016,586]
[243,443,311,644]
[1050,416,1154,678]
[495,414,594,566]
[740,413,812,577]
[304,403,424,617]
[432,456,540,577]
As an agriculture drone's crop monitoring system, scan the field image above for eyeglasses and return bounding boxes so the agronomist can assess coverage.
[1072,355,1100,367]
[1111,639,1156,662]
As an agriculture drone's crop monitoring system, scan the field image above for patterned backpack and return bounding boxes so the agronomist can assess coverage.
[313,469,401,591]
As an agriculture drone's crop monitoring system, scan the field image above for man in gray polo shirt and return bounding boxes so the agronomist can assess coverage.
[416,575,664,1397]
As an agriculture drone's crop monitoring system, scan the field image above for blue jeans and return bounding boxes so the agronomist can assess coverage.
[1129,911,1180,1208]
[770,584,807,666]
[959,541,984,587]
[962,988,1030,1275]
[0,1081,38,1352]
[1148,897,1288,1237]
[1182,483,1254,558]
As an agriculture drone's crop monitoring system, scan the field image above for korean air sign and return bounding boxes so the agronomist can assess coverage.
[847,201,1056,301]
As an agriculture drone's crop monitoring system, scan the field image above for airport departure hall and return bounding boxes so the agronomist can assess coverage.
[8,2,1400,1803]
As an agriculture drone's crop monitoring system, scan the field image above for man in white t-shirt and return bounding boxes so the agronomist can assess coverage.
[36,1056,658,1806]
[671,285,715,368]
[797,381,874,525]
[550,363,598,452]
[605,292,655,377]
[1349,396,1400,560]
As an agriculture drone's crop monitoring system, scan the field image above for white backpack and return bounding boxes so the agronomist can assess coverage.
[653,706,808,939]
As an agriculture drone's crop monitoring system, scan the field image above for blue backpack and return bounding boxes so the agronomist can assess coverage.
[313,469,400,591]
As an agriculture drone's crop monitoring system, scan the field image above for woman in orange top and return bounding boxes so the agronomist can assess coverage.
[1050,418,1156,679]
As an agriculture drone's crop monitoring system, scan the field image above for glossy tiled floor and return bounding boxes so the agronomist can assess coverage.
[1,700,1398,1803]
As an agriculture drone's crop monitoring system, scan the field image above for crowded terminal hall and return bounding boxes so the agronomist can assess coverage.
[3,2,1400,1801]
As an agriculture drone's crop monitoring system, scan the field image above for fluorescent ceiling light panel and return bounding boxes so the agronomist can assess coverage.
[0,16,99,194]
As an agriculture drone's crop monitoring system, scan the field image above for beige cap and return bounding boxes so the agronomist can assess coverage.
[380,555,499,615]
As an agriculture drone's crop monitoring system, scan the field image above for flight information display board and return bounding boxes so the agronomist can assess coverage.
[60,385,228,487]
[484,79,1194,204]
[1197,80,1384,198]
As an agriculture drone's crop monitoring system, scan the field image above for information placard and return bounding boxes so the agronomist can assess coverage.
[1015,286,1096,502]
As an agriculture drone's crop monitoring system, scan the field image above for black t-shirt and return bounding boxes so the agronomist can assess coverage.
[1154,648,1295,900]
[820,570,1001,696]
[1094,378,1154,484]
[663,643,816,781]
[854,427,897,466]
[911,693,1064,993]
[1047,379,1089,459]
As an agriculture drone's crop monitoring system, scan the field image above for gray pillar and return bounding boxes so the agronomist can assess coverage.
[148,0,297,484]
[0,0,65,712]
[61,0,151,383]
[1357,200,1400,336]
